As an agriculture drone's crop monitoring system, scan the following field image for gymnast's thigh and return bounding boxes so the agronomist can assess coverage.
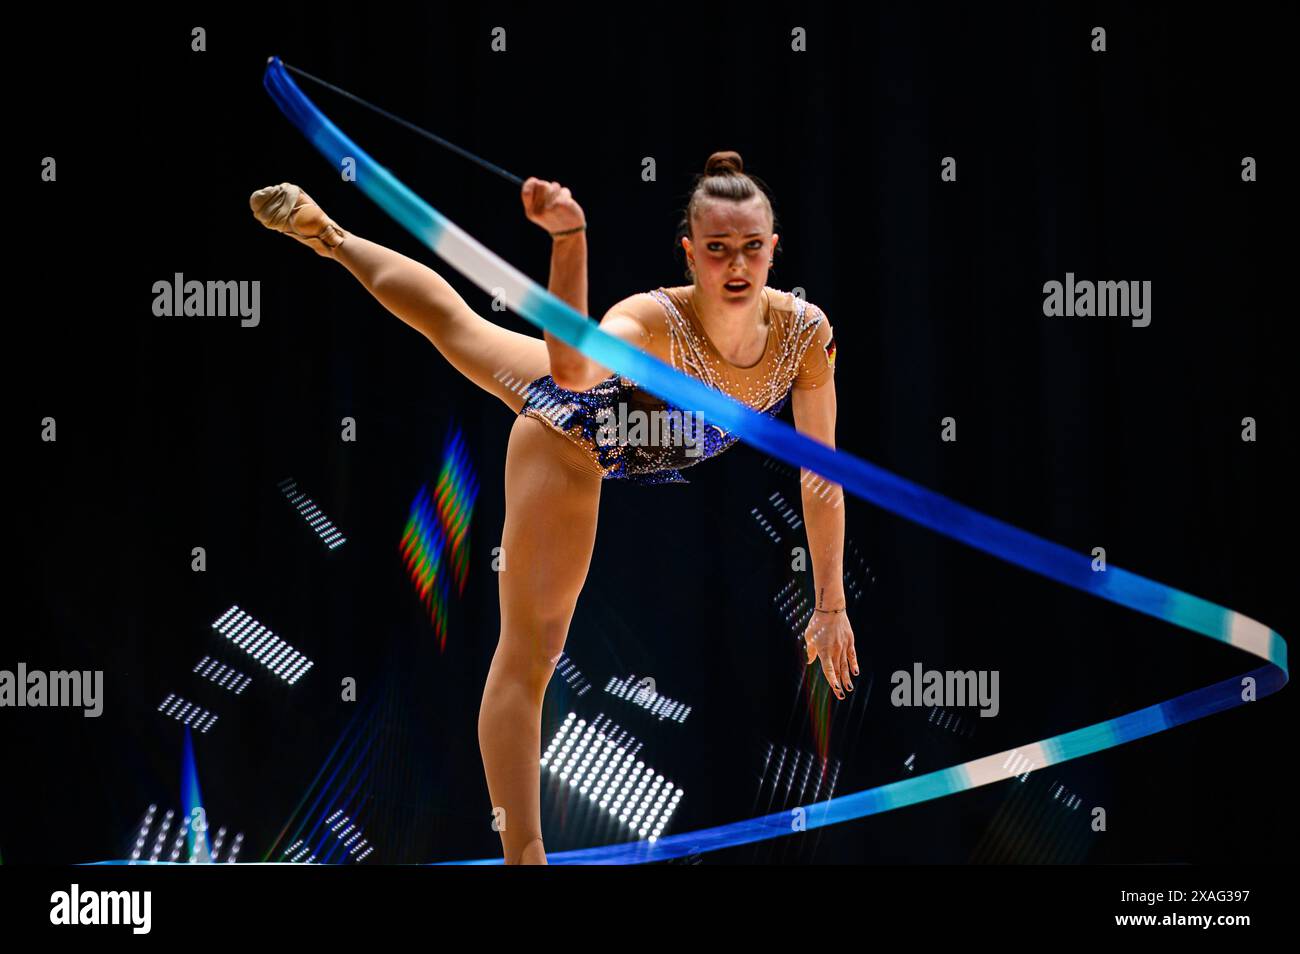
[498,414,603,640]
[452,310,552,414]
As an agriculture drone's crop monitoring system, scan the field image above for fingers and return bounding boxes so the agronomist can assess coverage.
[847,638,859,678]
[521,177,552,213]
[536,182,556,214]
[521,179,574,223]
[810,619,844,700]
[521,178,540,219]
[819,654,844,701]
[839,647,853,693]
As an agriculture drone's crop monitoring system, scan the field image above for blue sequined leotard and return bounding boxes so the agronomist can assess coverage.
[515,286,835,485]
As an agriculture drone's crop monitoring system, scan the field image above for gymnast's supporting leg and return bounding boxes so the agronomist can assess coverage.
[479,414,603,864]
[250,183,549,412]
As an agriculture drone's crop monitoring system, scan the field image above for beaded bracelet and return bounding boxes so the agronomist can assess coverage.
[550,224,587,237]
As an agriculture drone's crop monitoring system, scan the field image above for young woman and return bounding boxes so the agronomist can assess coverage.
[250,150,858,864]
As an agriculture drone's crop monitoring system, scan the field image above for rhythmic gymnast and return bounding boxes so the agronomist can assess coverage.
[250,150,859,865]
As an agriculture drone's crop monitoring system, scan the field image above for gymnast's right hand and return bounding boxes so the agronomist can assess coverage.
[521,177,587,236]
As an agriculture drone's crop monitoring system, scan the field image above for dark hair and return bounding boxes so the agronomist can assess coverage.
[675,151,780,281]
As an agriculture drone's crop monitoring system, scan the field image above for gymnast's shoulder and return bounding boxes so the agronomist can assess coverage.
[598,289,677,349]
[767,287,836,389]
[765,286,830,329]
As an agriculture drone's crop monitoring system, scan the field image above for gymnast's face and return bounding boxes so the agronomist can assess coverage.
[683,196,778,309]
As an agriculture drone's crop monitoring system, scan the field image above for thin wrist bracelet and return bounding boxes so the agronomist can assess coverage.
[814,606,847,614]
[550,224,587,237]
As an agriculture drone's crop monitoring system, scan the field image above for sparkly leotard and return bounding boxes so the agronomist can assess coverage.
[516,286,836,484]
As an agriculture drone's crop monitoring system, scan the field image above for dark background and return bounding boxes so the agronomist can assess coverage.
[6,3,1292,865]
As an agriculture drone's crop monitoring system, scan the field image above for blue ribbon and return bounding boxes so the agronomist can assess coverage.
[257,57,1286,865]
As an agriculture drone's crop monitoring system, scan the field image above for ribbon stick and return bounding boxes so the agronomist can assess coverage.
[260,57,1286,865]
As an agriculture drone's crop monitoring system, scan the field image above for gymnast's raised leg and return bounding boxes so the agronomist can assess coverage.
[250,181,604,864]
[249,182,551,412]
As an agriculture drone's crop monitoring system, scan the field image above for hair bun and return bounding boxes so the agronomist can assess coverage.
[704,150,744,176]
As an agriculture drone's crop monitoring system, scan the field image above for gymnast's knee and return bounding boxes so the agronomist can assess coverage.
[492,618,571,678]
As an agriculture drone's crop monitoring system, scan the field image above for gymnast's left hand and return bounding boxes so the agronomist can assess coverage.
[804,611,858,701]
[521,177,587,235]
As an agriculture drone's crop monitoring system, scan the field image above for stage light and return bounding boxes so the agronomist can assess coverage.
[323,809,374,860]
[127,804,242,863]
[749,507,781,543]
[1050,782,1084,810]
[603,674,691,723]
[276,813,374,864]
[157,693,219,733]
[211,605,314,685]
[285,838,317,864]
[277,477,347,550]
[192,656,253,695]
[554,654,592,696]
[541,712,684,841]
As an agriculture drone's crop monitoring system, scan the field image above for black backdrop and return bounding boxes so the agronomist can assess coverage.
[7,4,1292,865]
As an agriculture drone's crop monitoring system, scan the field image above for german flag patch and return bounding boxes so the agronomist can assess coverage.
[824,335,837,370]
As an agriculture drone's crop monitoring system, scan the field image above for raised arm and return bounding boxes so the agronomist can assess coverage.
[521,176,650,391]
